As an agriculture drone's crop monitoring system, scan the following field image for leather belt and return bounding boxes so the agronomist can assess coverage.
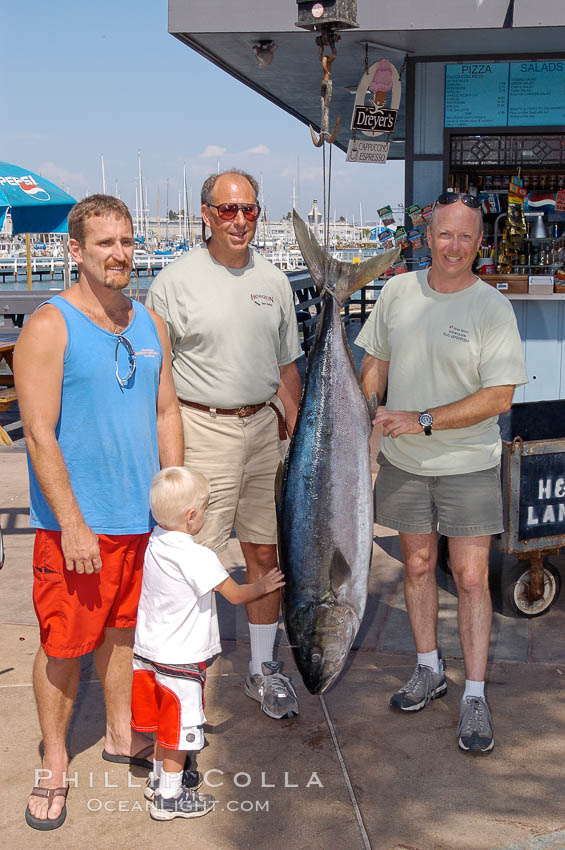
[179,398,288,440]
[179,399,267,418]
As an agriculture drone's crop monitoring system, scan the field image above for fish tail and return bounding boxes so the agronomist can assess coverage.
[293,210,400,305]
[338,246,401,303]
[292,210,327,293]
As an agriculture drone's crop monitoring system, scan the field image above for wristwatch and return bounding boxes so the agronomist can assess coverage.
[418,410,433,436]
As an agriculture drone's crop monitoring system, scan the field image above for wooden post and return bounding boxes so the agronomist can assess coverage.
[25,233,32,291]
[63,235,70,289]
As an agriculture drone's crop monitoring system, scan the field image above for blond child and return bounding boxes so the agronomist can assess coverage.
[131,467,285,821]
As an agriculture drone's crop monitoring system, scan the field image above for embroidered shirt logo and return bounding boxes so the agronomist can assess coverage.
[250,293,274,307]
[136,348,160,358]
[443,324,470,343]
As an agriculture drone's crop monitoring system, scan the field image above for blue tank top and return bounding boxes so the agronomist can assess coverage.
[28,296,162,534]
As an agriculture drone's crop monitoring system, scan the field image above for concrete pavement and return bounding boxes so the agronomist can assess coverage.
[1,449,565,850]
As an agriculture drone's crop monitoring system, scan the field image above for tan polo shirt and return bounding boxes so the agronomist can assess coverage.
[146,245,302,408]
[356,270,528,475]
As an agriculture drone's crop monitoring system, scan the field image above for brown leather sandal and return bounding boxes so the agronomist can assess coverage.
[25,785,68,830]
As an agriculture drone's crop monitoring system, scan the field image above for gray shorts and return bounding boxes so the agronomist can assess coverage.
[375,453,504,538]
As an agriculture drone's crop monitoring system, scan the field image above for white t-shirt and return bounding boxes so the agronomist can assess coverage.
[355,270,528,476]
[134,526,229,664]
[145,245,302,408]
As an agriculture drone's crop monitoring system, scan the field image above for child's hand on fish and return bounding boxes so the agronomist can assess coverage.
[260,567,286,595]
[373,407,422,437]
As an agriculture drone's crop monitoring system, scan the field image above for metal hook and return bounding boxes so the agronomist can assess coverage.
[309,30,341,147]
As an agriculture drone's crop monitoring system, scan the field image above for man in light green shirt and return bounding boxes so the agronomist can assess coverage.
[357,193,528,754]
[146,170,302,722]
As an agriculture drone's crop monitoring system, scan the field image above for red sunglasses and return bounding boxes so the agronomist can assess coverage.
[207,202,261,221]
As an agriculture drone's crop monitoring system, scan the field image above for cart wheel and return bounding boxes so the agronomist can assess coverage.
[504,561,561,618]
[437,535,451,575]
[0,527,4,570]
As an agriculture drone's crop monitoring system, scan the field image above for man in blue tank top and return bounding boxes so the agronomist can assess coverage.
[14,195,183,830]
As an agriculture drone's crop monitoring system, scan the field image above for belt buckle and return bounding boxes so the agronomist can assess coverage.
[237,405,253,418]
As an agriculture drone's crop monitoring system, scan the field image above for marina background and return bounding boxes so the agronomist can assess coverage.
[2,1,404,227]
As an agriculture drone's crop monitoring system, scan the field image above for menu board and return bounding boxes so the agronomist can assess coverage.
[445,60,565,128]
[508,61,565,126]
[445,63,509,127]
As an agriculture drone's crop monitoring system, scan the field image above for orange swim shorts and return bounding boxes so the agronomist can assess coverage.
[131,655,207,751]
[33,529,151,658]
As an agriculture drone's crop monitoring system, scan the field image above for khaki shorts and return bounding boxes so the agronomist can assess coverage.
[180,401,284,551]
[375,453,504,538]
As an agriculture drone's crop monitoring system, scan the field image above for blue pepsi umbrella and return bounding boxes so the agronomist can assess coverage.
[0,162,76,235]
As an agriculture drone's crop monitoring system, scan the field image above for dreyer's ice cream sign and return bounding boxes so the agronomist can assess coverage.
[350,59,401,136]
[0,174,50,201]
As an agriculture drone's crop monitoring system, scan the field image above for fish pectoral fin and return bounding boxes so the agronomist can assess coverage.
[367,392,378,421]
[274,461,285,508]
[330,549,352,595]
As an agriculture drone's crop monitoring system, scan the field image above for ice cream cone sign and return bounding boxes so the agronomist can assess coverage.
[350,59,401,138]
[370,59,394,108]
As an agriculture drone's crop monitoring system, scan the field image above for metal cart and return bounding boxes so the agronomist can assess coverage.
[437,399,564,618]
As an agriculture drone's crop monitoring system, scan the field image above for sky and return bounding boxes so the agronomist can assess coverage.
[2,1,404,224]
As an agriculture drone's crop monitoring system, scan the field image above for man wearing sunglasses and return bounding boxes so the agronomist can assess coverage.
[14,195,183,830]
[146,170,302,720]
[356,193,527,754]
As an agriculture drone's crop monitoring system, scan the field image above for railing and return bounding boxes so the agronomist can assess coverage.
[0,254,178,283]
[0,270,385,353]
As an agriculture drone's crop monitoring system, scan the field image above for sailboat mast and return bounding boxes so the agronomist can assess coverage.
[137,151,144,242]
[189,185,193,245]
[183,164,188,244]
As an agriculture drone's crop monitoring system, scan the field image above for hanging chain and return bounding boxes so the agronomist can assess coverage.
[309,25,342,252]
[321,139,334,251]
[327,142,332,250]
[398,55,407,81]
[322,142,327,249]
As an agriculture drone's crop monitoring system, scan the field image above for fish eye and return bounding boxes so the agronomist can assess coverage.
[310,647,322,663]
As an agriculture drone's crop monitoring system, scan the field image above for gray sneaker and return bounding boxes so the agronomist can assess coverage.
[150,787,215,821]
[457,696,494,754]
[244,661,299,719]
[390,661,447,712]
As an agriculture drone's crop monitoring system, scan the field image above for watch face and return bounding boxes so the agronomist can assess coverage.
[419,412,433,427]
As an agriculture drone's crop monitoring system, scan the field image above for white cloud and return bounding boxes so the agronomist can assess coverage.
[281,164,323,182]
[245,145,270,155]
[200,145,227,158]
[38,162,88,188]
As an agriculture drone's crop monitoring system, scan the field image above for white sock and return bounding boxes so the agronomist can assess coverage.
[463,679,485,700]
[159,769,183,799]
[150,758,163,787]
[417,650,441,674]
[249,622,278,676]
